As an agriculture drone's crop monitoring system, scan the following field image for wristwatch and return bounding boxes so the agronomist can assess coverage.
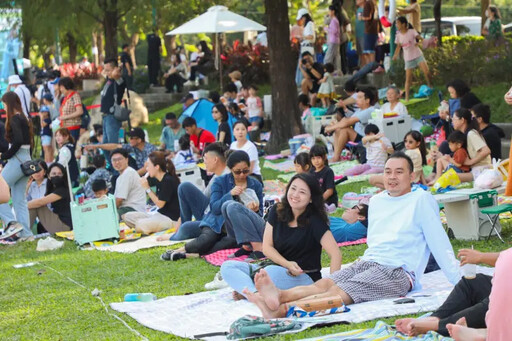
[145,188,152,194]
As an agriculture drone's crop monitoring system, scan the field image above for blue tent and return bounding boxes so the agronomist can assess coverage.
[179,99,237,143]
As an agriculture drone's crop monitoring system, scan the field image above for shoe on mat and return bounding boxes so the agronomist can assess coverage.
[161,250,186,261]
[205,272,228,290]
[0,222,24,240]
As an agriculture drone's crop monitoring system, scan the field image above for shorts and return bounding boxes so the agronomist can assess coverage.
[249,116,263,125]
[354,133,363,143]
[405,55,426,70]
[41,135,52,146]
[328,260,411,303]
[363,33,378,54]
[446,164,464,173]
[471,164,492,180]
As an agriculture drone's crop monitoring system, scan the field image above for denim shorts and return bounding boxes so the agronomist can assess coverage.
[249,116,263,125]
[405,55,426,70]
[41,135,52,146]
[446,164,463,173]
[363,33,378,53]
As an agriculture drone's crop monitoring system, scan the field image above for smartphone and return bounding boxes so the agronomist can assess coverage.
[393,298,415,304]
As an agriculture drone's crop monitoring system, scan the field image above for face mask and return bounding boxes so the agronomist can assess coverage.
[50,176,65,187]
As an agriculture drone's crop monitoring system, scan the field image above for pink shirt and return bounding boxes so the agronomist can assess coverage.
[327,16,340,44]
[395,29,422,62]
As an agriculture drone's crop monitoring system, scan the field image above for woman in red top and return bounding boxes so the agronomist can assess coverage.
[58,77,83,141]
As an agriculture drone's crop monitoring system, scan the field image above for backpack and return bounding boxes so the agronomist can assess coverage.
[182,149,195,164]
[81,103,91,129]
[227,315,298,340]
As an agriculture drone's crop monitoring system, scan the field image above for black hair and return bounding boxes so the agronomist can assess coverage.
[276,173,328,227]
[93,124,102,133]
[92,179,107,192]
[34,159,48,176]
[446,79,471,98]
[294,152,311,171]
[96,128,103,136]
[165,112,177,120]
[46,162,69,195]
[302,13,313,26]
[226,150,250,169]
[359,87,374,104]
[228,102,240,113]
[471,103,491,124]
[404,130,427,165]
[489,5,501,19]
[111,148,128,159]
[122,43,129,49]
[298,94,310,107]
[198,40,212,56]
[92,154,106,168]
[454,108,480,135]
[178,134,190,151]
[344,80,356,92]
[356,203,369,227]
[233,120,248,130]
[387,151,414,173]
[301,51,313,58]
[396,16,414,29]
[447,130,467,147]
[309,144,328,166]
[209,91,221,104]
[58,77,75,90]
[248,84,259,91]
[324,63,335,74]
[203,142,228,162]
[225,83,237,94]
[148,151,180,183]
[364,123,379,135]
[213,103,228,122]
[182,117,197,128]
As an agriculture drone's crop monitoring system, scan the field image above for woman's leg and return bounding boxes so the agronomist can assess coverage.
[135,212,174,234]
[404,68,413,102]
[221,261,259,294]
[361,166,384,175]
[0,159,21,228]
[264,265,314,290]
[122,211,149,229]
[178,182,209,223]
[170,221,202,241]
[35,206,70,233]
[224,201,265,250]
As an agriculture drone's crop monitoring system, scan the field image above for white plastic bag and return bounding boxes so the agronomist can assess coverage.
[239,188,259,207]
[474,160,503,189]
[36,237,64,252]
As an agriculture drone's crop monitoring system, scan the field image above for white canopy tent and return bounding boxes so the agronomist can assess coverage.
[166,5,266,90]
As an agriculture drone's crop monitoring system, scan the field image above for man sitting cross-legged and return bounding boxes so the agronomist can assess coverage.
[245,152,461,318]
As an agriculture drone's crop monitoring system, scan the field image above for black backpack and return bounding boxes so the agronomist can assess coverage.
[81,103,91,129]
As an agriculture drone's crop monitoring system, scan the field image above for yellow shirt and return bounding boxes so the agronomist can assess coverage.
[467,129,491,168]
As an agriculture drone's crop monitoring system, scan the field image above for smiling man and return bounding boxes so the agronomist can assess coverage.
[245,152,461,318]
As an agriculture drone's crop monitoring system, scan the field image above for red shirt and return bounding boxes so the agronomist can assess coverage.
[453,148,470,172]
[190,129,215,153]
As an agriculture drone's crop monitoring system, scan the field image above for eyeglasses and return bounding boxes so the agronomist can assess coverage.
[351,205,361,213]
[232,169,250,175]
[111,157,125,163]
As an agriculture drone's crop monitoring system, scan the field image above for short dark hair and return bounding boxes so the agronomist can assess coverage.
[111,148,128,159]
[233,120,248,130]
[294,152,311,170]
[182,117,197,128]
[92,154,106,168]
[227,150,250,169]
[178,134,190,151]
[344,80,356,92]
[324,63,335,73]
[471,103,491,124]
[248,84,259,91]
[309,144,328,165]
[359,88,374,104]
[225,83,237,94]
[122,43,129,49]
[58,77,75,90]
[298,94,310,107]
[92,179,107,192]
[213,103,228,122]
[447,130,467,145]
[203,142,228,162]
[446,79,471,98]
[301,51,313,58]
[387,151,414,173]
[364,123,379,135]
[209,91,221,104]
[165,113,177,120]
[228,102,240,113]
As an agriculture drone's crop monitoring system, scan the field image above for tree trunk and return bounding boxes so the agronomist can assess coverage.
[92,32,99,65]
[481,0,490,34]
[22,34,31,60]
[434,0,442,47]
[103,3,119,60]
[163,34,175,64]
[67,32,78,64]
[264,0,303,154]
[97,31,104,64]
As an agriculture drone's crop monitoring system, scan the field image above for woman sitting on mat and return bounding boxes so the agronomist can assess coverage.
[220,173,341,300]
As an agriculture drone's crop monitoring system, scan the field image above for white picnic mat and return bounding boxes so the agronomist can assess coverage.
[110,266,493,340]
[95,234,192,253]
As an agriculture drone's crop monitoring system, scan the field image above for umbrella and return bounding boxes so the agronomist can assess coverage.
[166,6,266,91]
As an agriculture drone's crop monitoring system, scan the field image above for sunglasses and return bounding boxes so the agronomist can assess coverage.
[232,169,250,175]
[352,205,361,213]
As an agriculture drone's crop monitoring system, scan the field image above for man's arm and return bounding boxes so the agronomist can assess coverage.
[86,143,122,151]
[458,249,500,267]
[325,116,359,133]
[115,198,123,208]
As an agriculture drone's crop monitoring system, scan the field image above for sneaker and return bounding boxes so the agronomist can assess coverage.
[160,250,186,261]
[204,272,228,290]
[228,247,252,258]
[0,222,24,240]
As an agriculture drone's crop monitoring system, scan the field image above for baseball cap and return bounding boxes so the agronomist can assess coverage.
[180,93,194,103]
[296,8,309,21]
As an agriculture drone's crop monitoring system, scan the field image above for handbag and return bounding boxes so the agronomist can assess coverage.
[111,82,131,122]
[15,155,41,176]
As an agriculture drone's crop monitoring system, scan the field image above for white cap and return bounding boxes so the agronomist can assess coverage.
[8,74,22,85]
[296,8,309,21]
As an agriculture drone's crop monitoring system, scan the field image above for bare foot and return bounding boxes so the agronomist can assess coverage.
[455,317,467,326]
[408,318,439,336]
[243,289,282,319]
[447,324,486,341]
[395,318,415,334]
[253,269,281,311]
[331,156,341,163]
[232,291,246,301]
[156,235,171,241]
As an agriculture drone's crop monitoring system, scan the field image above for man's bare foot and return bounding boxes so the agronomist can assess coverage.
[395,318,415,334]
[253,270,281,311]
[243,289,282,319]
[455,317,467,326]
[232,291,246,301]
[408,318,439,336]
[447,324,486,341]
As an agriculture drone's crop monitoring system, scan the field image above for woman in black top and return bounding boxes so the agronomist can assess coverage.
[212,103,232,146]
[123,151,181,234]
[28,163,72,233]
[220,173,342,299]
[0,92,35,239]
[54,127,79,187]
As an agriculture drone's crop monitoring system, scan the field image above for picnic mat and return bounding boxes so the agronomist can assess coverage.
[203,238,367,267]
[111,264,490,340]
[401,98,429,106]
[264,159,295,173]
[94,234,192,254]
[263,180,287,198]
[297,320,452,341]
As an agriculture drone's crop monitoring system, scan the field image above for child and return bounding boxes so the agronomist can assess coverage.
[430,131,470,185]
[309,144,338,211]
[403,130,427,184]
[173,135,196,168]
[298,94,312,120]
[229,70,243,93]
[39,105,54,164]
[343,124,393,176]
[228,102,249,127]
[317,63,336,108]
[83,154,112,198]
[294,152,312,174]
[246,85,263,129]
[92,179,108,199]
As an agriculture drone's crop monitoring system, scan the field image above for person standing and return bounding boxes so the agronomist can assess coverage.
[58,77,83,141]
[323,6,341,73]
[361,0,379,66]
[120,44,134,90]
[7,75,31,118]
[503,85,512,196]
[146,29,162,87]
[355,0,366,67]
[398,0,421,33]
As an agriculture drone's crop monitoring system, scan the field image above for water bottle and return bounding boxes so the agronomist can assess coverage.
[124,293,157,302]
[327,143,334,158]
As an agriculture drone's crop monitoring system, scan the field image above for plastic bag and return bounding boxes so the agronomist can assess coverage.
[431,168,461,193]
[36,237,64,251]
[475,161,503,189]
[239,188,260,207]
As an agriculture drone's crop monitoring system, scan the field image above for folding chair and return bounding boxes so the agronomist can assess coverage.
[480,204,511,243]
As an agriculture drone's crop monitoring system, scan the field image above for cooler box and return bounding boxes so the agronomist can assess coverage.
[71,194,120,246]
[177,165,205,191]
[304,114,336,139]
[368,115,412,144]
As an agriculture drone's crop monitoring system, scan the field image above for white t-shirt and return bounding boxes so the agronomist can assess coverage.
[246,96,262,118]
[14,85,32,117]
[353,106,375,137]
[365,136,392,169]
[302,21,316,45]
[114,166,146,212]
[230,140,261,175]
[380,101,408,117]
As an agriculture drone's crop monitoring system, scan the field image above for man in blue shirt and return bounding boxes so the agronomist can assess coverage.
[330,203,368,242]
[159,113,185,152]
[245,152,461,318]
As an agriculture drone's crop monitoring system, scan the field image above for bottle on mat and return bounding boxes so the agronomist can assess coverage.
[124,293,157,302]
